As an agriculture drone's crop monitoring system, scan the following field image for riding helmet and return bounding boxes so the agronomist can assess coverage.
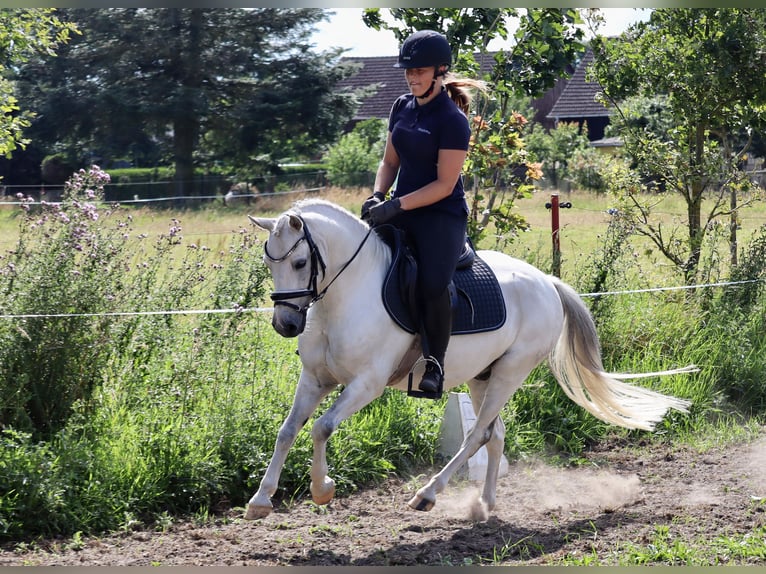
[393,29,452,71]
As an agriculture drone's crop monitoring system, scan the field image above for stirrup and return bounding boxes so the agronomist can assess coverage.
[407,356,444,400]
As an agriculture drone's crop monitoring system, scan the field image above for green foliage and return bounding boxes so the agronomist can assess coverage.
[105,166,175,184]
[525,122,591,189]
[591,8,766,284]
[567,147,613,193]
[14,8,357,187]
[0,9,78,160]
[323,119,385,188]
[0,166,266,437]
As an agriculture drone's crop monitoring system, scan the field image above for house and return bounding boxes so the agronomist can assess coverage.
[337,48,613,143]
[546,48,613,141]
[336,56,407,128]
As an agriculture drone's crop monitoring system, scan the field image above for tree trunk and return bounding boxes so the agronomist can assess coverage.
[684,123,705,286]
[170,8,203,199]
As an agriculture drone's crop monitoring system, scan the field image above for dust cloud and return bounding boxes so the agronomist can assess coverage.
[435,459,642,521]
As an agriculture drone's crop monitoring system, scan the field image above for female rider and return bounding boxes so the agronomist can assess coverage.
[363,29,484,396]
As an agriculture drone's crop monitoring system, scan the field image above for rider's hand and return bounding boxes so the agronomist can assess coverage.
[367,198,403,226]
[360,192,385,221]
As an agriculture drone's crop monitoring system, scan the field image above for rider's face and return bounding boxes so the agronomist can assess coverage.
[405,66,438,97]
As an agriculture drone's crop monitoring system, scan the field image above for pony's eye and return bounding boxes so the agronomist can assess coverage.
[294,258,307,271]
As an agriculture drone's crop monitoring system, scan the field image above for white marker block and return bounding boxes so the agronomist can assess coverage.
[437,392,509,481]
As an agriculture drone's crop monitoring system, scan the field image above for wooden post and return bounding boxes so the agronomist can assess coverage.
[551,192,561,277]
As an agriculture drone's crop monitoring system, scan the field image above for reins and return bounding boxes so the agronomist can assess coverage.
[265,215,373,314]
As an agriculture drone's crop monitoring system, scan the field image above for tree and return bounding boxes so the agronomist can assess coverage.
[525,121,591,189]
[591,9,766,284]
[14,8,360,193]
[0,10,77,162]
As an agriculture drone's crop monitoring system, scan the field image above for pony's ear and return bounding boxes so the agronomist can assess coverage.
[248,214,276,232]
[287,213,303,232]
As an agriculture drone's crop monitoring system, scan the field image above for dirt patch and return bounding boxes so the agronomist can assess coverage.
[3,429,766,566]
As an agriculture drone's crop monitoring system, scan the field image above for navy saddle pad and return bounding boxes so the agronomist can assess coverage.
[374,225,506,336]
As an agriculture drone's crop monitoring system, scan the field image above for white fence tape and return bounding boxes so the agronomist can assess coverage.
[0,279,761,320]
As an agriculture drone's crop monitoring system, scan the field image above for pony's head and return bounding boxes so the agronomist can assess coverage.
[249,199,379,338]
[249,210,323,337]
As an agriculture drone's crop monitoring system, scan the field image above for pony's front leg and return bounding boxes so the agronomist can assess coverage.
[308,379,384,506]
[245,373,332,520]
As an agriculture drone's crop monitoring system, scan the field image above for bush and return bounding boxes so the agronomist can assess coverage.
[0,166,267,438]
[323,119,385,188]
[525,121,591,188]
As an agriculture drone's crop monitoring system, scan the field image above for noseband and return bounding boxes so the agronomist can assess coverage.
[264,216,372,315]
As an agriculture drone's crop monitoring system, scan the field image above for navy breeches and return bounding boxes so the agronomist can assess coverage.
[389,209,467,299]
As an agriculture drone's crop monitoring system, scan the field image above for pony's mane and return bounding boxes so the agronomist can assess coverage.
[290,198,364,228]
[289,197,388,260]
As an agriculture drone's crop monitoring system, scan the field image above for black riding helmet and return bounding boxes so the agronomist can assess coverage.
[393,29,452,72]
[394,30,452,100]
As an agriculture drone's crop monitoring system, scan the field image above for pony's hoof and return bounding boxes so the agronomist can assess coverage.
[244,502,272,520]
[408,494,435,512]
[310,477,336,506]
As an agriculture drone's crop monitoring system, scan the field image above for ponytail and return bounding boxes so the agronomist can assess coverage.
[443,73,488,116]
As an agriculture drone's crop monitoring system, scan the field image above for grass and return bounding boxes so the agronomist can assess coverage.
[555,523,766,566]
[1,179,765,543]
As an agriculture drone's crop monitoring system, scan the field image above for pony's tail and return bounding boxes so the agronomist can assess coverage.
[548,278,694,431]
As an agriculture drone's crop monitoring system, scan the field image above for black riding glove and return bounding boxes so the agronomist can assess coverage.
[367,198,403,227]
[360,192,385,220]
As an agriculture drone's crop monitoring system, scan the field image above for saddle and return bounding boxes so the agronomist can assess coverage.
[374,224,507,337]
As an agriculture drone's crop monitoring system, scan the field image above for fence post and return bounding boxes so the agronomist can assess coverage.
[551,192,561,277]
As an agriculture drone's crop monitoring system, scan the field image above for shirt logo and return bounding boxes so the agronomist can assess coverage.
[416,127,431,135]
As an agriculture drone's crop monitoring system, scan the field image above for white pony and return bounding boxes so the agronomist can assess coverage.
[245,198,692,520]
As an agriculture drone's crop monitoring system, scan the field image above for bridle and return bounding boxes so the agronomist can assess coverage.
[264,215,372,315]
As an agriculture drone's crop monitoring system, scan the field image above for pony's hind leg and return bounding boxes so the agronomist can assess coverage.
[464,378,503,512]
[478,414,506,512]
[408,353,534,514]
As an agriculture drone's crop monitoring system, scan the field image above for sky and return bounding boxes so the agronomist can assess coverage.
[312,8,651,57]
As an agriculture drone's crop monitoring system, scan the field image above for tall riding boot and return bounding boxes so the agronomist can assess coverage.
[419,288,452,394]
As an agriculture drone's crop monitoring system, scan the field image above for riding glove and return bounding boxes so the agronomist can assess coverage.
[367,198,403,226]
[360,191,385,220]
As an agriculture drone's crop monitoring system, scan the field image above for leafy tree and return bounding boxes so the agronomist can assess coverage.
[362,8,587,247]
[323,118,385,188]
[14,8,360,193]
[0,10,77,162]
[591,8,766,284]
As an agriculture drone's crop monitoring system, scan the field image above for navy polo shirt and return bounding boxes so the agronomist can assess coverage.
[388,89,472,216]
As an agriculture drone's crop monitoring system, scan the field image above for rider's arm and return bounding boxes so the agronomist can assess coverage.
[398,148,467,210]
[373,132,399,198]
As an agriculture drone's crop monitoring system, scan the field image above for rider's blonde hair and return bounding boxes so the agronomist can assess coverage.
[443,72,488,116]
